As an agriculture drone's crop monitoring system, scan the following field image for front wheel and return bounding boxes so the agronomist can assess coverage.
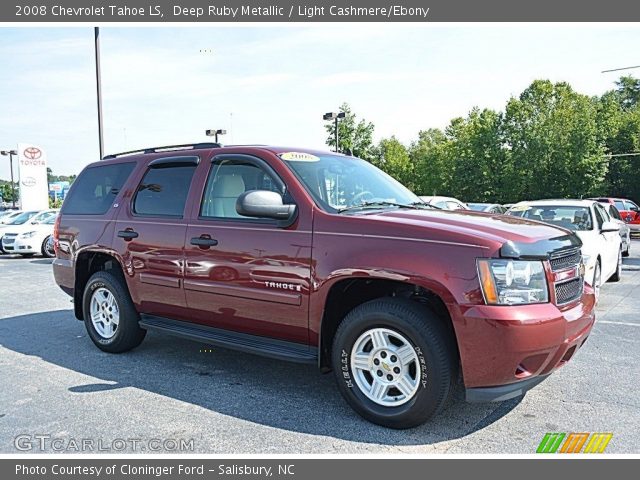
[82,270,146,353]
[332,298,455,429]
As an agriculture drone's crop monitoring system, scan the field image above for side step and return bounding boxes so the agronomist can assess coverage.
[139,315,317,364]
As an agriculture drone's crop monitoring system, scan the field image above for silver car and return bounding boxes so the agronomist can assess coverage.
[605,203,631,257]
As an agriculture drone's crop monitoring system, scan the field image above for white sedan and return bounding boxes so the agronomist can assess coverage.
[1,213,58,257]
[507,200,622,299]
[419,196,469,210]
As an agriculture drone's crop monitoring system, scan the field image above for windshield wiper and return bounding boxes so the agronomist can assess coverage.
[338,201,437,213]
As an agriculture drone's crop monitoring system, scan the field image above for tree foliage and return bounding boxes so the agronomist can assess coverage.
[329,76,640,203]
[324,102,376,162]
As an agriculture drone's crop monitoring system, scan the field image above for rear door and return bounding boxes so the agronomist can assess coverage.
[593,202,619,278]
[114,156,198,320]
[182,153,313,344]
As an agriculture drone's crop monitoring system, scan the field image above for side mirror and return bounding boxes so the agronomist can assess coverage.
[601,221,620,233]
[236,190,296,221]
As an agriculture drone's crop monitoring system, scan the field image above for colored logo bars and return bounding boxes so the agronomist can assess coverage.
[537,433,613,453]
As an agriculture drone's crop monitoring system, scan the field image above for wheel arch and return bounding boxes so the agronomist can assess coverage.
[317,274,460,372]
[73,249,127,320]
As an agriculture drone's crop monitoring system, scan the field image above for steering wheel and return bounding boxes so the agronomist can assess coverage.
[350,190,375,206]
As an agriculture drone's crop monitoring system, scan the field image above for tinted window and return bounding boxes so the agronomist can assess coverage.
[608,205,622,220]
[63,162,135,215]
[593,204,607,229]
[133,165,196,217]
[200,160,283,219]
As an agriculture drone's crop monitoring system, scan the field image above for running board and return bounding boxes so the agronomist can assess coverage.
[139,315,317,364]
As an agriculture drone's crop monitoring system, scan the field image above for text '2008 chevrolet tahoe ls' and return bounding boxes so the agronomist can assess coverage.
[52,143,595,428]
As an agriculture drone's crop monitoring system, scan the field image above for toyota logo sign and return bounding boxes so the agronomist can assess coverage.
[23,147,42,160]
[21,176,37,187]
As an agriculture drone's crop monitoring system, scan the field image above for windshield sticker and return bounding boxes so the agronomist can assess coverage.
[280,152,320,162]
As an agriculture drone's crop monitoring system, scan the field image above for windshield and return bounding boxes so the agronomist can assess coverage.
[30,211,55,223]
[6,211,38,225]
[281,153,421,212]
[468,203,489,211]
[508,205,593,231]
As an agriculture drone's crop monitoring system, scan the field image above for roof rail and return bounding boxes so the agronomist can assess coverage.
[102,142,221,160]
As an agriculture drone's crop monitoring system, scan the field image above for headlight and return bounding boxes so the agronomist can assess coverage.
[477,259,549,305]
[20,231,36,238]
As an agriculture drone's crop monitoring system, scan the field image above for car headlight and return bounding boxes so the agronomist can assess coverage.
[477,259,549,305]
[20,231,37,238]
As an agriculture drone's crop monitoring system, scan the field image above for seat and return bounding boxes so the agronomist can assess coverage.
[206,174,246,218]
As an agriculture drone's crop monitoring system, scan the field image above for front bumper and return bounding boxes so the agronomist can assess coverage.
[2,237,39,254]
[454,286,596,399]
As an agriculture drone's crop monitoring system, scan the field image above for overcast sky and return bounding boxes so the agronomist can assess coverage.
[0,25,638,179]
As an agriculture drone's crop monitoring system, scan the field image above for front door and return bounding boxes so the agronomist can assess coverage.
[114,156,198,320]
[183,154,312,344]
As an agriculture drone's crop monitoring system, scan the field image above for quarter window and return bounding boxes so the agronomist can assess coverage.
[133,165,196,217]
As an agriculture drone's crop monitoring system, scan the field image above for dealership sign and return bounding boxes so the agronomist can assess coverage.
[17,143,49,210]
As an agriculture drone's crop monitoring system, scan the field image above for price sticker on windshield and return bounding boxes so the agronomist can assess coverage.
[280,152,320,162]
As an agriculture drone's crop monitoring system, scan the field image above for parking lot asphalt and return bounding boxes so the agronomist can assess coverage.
[1,244,639,454]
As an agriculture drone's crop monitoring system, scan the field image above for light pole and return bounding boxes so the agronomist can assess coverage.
[94,27,104,159]
[206,129,227,144]
[0,149,17,208]
[323,111,345,153]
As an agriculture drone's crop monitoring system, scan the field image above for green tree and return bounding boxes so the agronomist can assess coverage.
[408,128,449,196]
[374,137,414,190]
[503,80,607,200]
[614,75,640,110]
[443,108,508,202]
[0,181,19,203]
[324,103,376,162]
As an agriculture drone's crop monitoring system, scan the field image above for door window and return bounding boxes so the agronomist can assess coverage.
[200,160,284,219]
[133,164,196,217]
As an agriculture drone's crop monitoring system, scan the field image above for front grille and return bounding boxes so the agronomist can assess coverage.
[555,277,583,304]
[3,235,16,245]
[550,248,581,272]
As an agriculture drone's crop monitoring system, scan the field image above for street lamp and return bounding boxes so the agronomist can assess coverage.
[206,129,227,144]
[323,111,345,153]
[0,149,17,208]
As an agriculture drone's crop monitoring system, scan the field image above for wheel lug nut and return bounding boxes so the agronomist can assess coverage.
[377,370,383,377]
[390,355,397,362]
[380,352,387,359]
[387,374,393,381]
[394,367,400,374]
[373,359,380,365]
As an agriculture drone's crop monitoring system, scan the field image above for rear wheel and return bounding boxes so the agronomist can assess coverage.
[331,298,455,429]
[82,270,146,353]
[622,236,630,257]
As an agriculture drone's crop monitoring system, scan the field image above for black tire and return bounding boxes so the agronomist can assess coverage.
[609,249,622,282]
[622,240,630,257]
[331,298,456,429]
[19,253,34,258]
[82,270,146,353]
[41,235,55,258]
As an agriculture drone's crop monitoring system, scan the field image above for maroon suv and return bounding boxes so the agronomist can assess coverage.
[53,143,595,428]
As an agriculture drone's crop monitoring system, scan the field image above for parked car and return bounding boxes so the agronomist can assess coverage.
[468,203,507,214]
[1,213,58,257]
[419,196,469,210]
[603,203,631,257]
[590,197,640,235]
[0,210,48,253]
[507,200,622,299]
[0,210,22,224]
[53,143,595,429]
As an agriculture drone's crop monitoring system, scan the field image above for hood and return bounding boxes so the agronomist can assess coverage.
[361,209,582,259]
[0,222,53,235]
